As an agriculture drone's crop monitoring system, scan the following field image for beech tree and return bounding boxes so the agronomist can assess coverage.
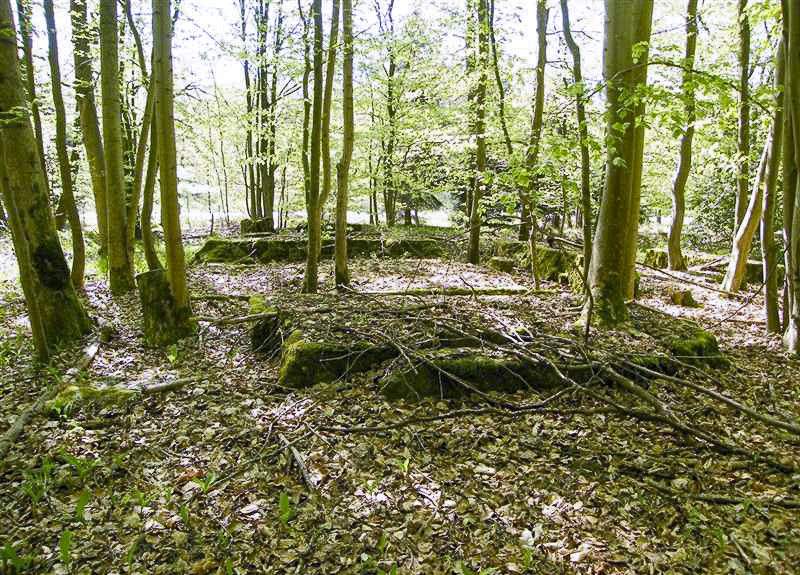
[0,0,90,360]
[302,0,324,294]
[667,0,698,272]
[44,0,84,289]
[784,0,800,354]
[100,0,135,293]
[71,0,108,255]
[585,0,654,326]
[335,0,353,290]
[467,0,488,265]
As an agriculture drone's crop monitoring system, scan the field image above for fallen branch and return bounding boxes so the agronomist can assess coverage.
[359,287,531,297]
[279,432,315,490]
[637,477,800,509]
[636,261,745,299]
[0,333,104,462]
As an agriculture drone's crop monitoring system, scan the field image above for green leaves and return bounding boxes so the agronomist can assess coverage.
[59,530,73,572]
[278,491,293,526]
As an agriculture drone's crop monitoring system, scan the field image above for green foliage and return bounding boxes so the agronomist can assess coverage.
[59,529,73,572]
[21,457,56,510]
[0,542,33,574]
[278,491,293,526]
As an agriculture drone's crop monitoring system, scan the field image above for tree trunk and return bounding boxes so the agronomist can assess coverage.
[335,0,353,290]
[320,0,340,220]
[44,0,85,290]
[761,41,785,333]
[783,0,800,354]
[468,0,489,264]
[561,0,592,281]
[783,46,798,330]
[377,0,397,227]
[584,0,653,326]
[734,0,751,230]
[302,0,324,294]
[621,0,654,298]
[141,114,163,271]
[240,0,256,218]
[0,0,90,360]
[300,0,312,211]
[667,0,698,272]
[15,0,50,205]
[100,0,135,293]
[148,0,192,345]
[519,0,548,275]
[265,1,284,233]
[71,0,108,256]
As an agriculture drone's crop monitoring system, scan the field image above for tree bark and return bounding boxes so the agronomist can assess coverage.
[320,0,340,219]
[783,0,800,354]
[760,40,785,332]
[667,0,698,272]
[621,0,654,298]
[377,0,397,227]
[335,0,353,290]
[584,0,653,326]
[149,0,192,344]
[560,0,592,283]
[100,0,135,293]
[141,113,163,271]
[44,0,85,290]
[734,0,751,230]
[0,0,90,360]
[15,0,50,204]
[302,0,324,293]
[467,0,489,265]
[70,0,108,256]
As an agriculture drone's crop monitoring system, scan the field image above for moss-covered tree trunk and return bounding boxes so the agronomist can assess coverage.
[335,0,353,290]
[71,0,108,256]
[44,0,84,290]
[667,0,697,272]
[302,0,324,293]
[143,0,192,346]
[0,0,90,360]
[100,0,135,294]
[141,113,163,271]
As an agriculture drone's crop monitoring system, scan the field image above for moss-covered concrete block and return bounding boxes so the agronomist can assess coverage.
[240,218,275,235]
[380,351,584,401]
[278,330,397,388]
[489,257,514,273]
[644,249,668,269]
[383,238,444,258]
[48,384,136,415]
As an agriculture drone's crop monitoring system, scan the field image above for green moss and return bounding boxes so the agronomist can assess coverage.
[380,351,584,401]
[665,328,729,369]
[383,238,444,258]
[643,249,668,269]
[278,331,396,388]
[48,384,136,415]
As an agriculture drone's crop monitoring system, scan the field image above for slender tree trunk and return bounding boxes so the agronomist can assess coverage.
[488,0,512,156]
[621,0,654,297]
[335,0,353,290]
[152,0,192,335]
[44,0,84,290]
[584,0,653,326]
[520,0,548,280]
[141,113,162,271]
[560,0,592,281]
[0,0,90,360]
[783,48,798,330]
[783,0,800,354]
[321,0,340,218]
[71,0,108,256]
[265,1,284,233]
[468,0,489,264]
[667,0,698,272]
[299,0,311,209]
[100,0,135,293]
[303,0,324,293]
[240,0,256,218]
[15,0,50,204]
[379,0,397,227]
[761,41,786,333]
[735,0,751,230]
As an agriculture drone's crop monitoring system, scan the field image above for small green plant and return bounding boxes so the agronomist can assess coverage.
[61,450,100,484]
[225,558,234,575]
[75,491,91,522]
[166,343,179,365]
[59,530,73,572]
[278,492,293,526]
[199,472,217,494]
[179,504,191,530]
[377,566,398,575]
[1,542,34,574]
[21,458,56,511]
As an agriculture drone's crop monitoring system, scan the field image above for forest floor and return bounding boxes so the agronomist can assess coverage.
[1,228,799,575]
